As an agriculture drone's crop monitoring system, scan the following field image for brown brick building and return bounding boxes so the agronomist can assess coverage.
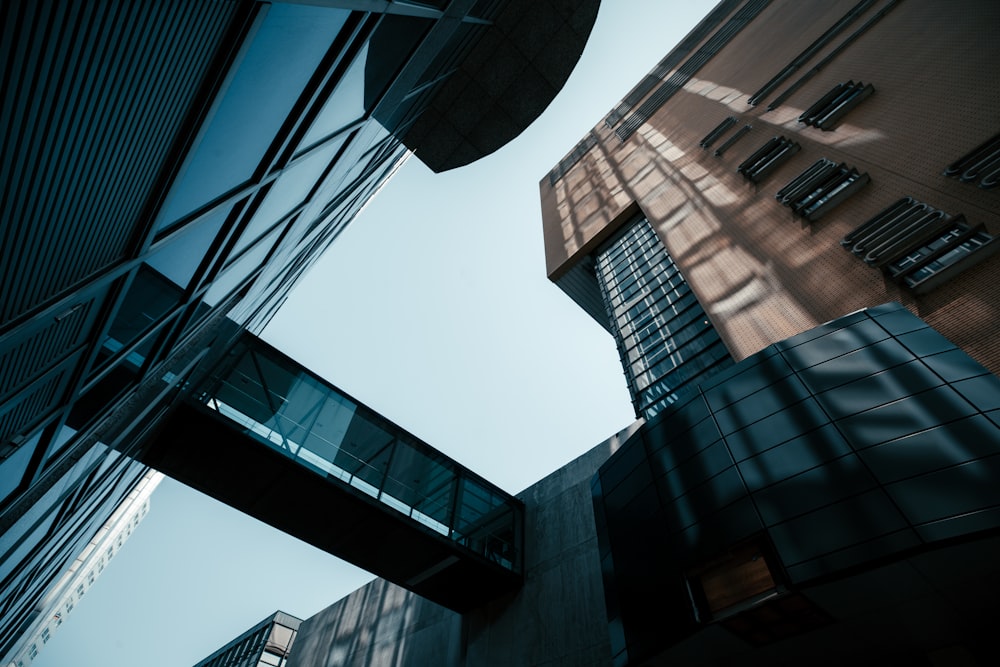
[542,0,999,374]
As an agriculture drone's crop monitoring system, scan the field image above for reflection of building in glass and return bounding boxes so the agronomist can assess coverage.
[193,611,301,667]
[0,0,598,657]
[5,471,161,667]
[268,2,1000,666]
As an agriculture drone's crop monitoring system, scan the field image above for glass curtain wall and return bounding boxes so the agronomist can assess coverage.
[595,214,734,419]
[195,336,523,573]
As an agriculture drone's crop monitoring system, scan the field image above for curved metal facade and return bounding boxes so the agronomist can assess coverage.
[593,303,1000,665]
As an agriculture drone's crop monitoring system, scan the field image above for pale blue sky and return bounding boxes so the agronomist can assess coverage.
[31,3,716,665]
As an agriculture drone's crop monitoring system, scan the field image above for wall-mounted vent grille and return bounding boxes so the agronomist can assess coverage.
[0,0,241,324]
[798,81,874,130]
[775,159,870,221]
[765,0,900,111]
[737,136,800,183]
[0,301,94,401]
[699,117,738,149]
[841,198,997,293]
[548,132,599,186]
[713,124,752,157]
[747,0,875,107]
[614,0,770,141]
[841,198,949,267]
[943,132,1000,189]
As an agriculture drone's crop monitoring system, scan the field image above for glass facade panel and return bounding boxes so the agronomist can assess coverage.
[203,226,284,307]
[594,305,1000,663]
[595,214,733,419]
[299,43,370,150]
[42,424,78,468]
[196,337,521,572]
[147,205,231,290]
[233,138,348,257]
[155,5,352,230]
[97,267,184,373]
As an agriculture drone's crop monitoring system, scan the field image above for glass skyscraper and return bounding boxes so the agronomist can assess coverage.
[0,0,599,658]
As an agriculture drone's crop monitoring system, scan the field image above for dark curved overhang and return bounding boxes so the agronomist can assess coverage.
[402,0,600,172]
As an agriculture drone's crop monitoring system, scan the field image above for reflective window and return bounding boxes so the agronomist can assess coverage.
[42,424,78,468]
[155,5,351,231]
[299,42,370,150]
[232,137,347,257]
[147,203,231,288]
[195,337,522,571]
[203,225,284,307]
[1,430,41,506]
[595,214,733,418]
[99,267,182,369]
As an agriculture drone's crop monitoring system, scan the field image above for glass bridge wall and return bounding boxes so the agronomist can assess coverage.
[194,334,522,574]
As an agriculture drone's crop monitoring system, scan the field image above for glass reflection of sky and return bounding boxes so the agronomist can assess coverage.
[155,5,351,231]
[300,42,370,150]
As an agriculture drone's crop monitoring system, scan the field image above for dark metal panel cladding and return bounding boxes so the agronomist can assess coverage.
[0,354,78,445]
[0,0,242,325]
[0,297,97,402]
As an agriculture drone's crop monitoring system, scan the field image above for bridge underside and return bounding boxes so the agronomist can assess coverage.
[140,401,521,613]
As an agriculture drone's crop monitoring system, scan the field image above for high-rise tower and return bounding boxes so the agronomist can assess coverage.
[0,0,600,655]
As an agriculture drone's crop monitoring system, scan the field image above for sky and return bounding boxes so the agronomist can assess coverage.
[30,3,716,665]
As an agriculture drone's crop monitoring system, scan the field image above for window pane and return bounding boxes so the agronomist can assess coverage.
[232,137,347,257]
[155,5,351,231]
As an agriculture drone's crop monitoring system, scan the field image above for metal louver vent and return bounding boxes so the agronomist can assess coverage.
[0,0,241,324]
[0,301,94,401]
[604,0,744,128]
[766,0,900,111]
[842,198,998,293]
[944,132,1000,189]
[842,198,949,267]
[699,116,738,149]
[0,364,69,445]
[747,0,876,107]
[737,136,800,183]
[713,124,751,157]
[798,80,874,130]
[775,158,869,222]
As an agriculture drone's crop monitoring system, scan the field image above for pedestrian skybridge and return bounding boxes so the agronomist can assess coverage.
[141,334,522,612]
